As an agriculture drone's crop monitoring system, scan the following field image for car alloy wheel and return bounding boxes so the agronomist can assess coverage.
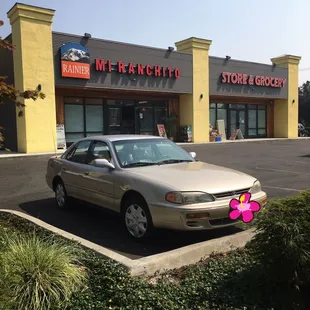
[125,204,148,238]
[55,183,66,208]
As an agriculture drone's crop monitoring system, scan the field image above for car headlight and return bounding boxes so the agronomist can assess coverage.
[249,180,261,194]
[165,191,214,204]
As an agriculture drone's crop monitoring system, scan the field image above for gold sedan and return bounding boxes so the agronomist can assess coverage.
[46,135,267,241]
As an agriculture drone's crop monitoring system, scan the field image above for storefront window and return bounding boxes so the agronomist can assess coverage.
[248,110,257,130]
[217,108,227,130]
[210,102,267,139]
[210,109,216,128]
[258,129,266,136]
[209,103,227,130]
[65,104,84,132]
[258,110,266,128]
[63,98,169,143]
[65,133,85,144]
[140,107,153,132]
[109,108,121,127]
[246,104,267,138]
[155,107,167,126]
[64,98,105,146]
[86,105,104,133]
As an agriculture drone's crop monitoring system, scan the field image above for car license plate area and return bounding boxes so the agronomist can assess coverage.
[209,217,238,227]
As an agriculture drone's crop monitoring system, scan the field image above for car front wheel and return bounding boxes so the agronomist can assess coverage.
[123,196,154,241]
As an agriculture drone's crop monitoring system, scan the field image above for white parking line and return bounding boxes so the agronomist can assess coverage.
[293,160,310,164]
[255,167,310,175]
[263,185,302,192]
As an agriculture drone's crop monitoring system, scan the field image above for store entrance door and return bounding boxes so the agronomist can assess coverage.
[229,109,245,138]
[121,106,135,134]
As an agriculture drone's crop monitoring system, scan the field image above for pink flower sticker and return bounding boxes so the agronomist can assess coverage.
[229,192,261,223]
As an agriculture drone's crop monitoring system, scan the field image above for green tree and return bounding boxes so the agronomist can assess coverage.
[299,81,310,126]
[0,20,45,148]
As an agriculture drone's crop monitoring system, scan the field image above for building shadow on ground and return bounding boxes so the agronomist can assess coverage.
[19,198,243,259]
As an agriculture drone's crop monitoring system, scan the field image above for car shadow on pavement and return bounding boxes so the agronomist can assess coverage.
[19,198,243,260]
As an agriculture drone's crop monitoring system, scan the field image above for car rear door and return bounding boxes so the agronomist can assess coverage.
[61,139,92,200]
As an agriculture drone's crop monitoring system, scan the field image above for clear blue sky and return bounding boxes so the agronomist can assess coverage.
[1,0,310,85]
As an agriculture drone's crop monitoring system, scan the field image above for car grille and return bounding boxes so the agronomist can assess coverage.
[213,188,251,199]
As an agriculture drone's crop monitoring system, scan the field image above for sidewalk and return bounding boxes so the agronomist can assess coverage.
[177,137,310,146]
[0,149,64,159]
[1,137,309,159]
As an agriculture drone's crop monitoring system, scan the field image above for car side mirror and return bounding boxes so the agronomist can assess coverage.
[189,152,196,159]
[93,158,115,169]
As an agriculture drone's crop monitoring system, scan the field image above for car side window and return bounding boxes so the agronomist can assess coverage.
[66,140,92,163]
[87,141,112,165]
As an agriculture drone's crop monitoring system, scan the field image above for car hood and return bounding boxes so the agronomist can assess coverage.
[126,161,256,193]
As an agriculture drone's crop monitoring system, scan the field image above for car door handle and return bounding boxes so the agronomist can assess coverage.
[83,172,89,176]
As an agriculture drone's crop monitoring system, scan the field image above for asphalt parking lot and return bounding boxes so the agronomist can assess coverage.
[0,139,309,259]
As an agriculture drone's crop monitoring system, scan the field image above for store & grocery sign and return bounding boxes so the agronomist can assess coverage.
[221,72,286,88]
[95,59,181,79]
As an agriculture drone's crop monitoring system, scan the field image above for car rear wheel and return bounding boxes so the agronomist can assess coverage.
[55,181,70,209]
[123,196,154,241]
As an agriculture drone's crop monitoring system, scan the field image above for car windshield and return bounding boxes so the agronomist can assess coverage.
[112,138,195,168]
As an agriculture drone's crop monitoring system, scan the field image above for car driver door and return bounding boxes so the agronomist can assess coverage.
[79,140,116,210]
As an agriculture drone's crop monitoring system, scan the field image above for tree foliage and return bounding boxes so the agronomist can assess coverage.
[299,81,310,126]
[0,20,45,147]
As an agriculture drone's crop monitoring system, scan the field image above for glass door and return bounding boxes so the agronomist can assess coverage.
[108,107,121,134]
[229,110,237,137]
[229,110,245,138]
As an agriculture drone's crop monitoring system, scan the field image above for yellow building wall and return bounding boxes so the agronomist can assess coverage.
[176,38,211,143]
[8,4,56,153]
[271,55,301,138]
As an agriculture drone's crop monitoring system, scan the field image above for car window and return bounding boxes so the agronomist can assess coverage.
[87,141,112,164]
[113,139,194,168]
[157,143,185,158]
[66,140,91,163]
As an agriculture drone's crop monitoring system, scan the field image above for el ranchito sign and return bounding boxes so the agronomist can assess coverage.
[221,72,286,88]
[60,42,181,80]
[94,59,180,78]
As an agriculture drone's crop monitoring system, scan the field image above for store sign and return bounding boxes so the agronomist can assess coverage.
[221,72,286,88]
[95,59,181,78]
[60,43,90,79]
[56,124,66,149]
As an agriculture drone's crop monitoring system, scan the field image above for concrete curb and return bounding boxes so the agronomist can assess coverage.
[0,209,255,277]
[0,150,64,159]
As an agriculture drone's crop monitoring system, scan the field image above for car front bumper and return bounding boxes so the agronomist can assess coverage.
[148,191,267,230]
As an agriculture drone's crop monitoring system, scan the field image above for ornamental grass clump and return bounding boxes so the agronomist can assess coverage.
[0,234,86,310]
[247,190,310,308]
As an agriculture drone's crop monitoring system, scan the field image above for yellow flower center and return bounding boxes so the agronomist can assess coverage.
[239,194,246,209]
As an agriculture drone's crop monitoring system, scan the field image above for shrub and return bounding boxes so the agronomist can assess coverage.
[0,234,86,310]
[247,190,310,308]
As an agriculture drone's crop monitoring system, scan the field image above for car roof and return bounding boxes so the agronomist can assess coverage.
[79,134,165,142]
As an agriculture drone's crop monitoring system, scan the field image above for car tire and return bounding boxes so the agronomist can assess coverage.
[54,180,70,210]
[122,195,154,242]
